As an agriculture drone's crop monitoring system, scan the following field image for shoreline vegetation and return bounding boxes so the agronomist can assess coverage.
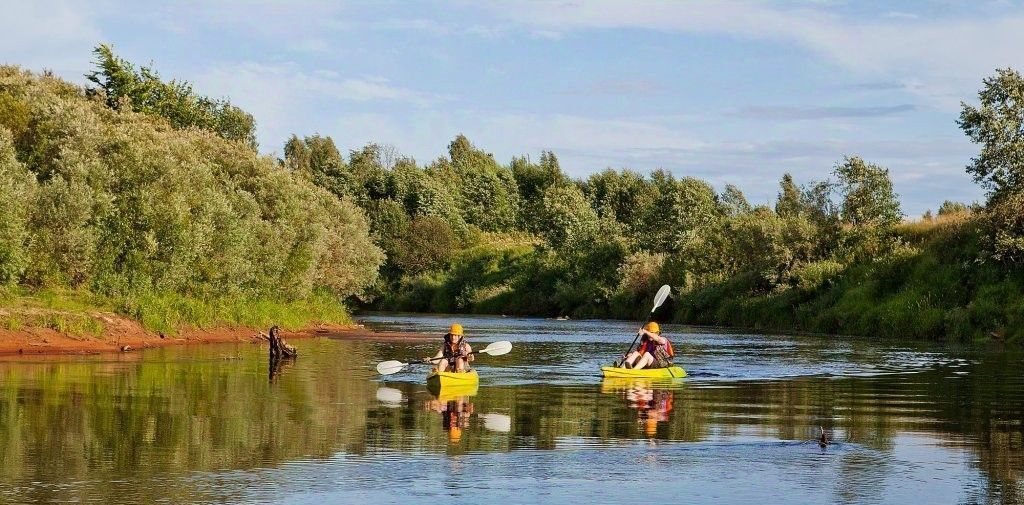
[4,46,1024,347]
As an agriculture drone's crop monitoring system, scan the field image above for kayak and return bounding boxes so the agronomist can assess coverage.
[601,365,686,379]
[426,369,480,391]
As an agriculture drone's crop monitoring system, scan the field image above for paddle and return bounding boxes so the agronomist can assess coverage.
[479,413,512,432]
[616,284,671,367]
[375,340,513,375]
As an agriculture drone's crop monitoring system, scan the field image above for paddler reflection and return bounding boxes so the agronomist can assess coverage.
[602,379,675,437]
[426,394,475,443]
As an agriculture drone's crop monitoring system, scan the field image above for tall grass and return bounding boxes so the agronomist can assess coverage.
[0,287,351,337]
[114,291,352,335]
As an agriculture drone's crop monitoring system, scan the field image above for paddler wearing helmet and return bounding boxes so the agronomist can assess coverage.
[621,321,674,370]
[428,323,474,372]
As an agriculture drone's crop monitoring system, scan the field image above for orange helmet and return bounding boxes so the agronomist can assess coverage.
[449,323,464,336]
[644,321,661,334]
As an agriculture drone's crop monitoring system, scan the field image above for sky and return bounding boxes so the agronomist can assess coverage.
[4,1,1023,216]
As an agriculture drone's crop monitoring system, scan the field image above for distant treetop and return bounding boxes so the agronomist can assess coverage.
[85,44,257,149]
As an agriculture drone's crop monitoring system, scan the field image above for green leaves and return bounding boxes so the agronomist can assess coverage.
[0,64,382,301]
[959,68,1024,196]
[86,44,257,149]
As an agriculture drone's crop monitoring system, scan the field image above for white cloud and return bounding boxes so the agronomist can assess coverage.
[194,62,452,151]
[0,0,102,79]
[481,1,1024,108]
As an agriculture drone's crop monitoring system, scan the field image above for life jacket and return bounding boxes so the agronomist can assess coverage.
[442,335,470,366]
[640,336,674,358]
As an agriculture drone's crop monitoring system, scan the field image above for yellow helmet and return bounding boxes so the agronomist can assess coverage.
[449,323,464,336]
[644,321,661,334]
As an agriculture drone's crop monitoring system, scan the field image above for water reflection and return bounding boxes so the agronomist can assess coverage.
[601,379,679,437]
[0,316,1022,504]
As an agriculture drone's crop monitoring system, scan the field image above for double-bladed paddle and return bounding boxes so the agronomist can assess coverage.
[375,340,513,375]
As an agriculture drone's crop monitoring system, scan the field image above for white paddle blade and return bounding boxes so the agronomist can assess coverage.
[651,284,672,312]
[376,360,407,375]
[375,386,404,406]
[480,340,513,356]
[481,413,512,432]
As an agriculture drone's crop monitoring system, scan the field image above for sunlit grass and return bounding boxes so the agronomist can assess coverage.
[0,287,351,337]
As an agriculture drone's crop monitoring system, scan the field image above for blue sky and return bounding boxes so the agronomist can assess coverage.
[6,1,1024,215]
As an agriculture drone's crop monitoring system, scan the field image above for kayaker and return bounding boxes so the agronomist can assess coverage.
[429,323,474,372]
[622,322,674,369]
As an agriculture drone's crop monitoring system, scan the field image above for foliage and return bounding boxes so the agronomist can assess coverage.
[958,68,1024,197]
[86,44,257,149]
[0,64,383,334]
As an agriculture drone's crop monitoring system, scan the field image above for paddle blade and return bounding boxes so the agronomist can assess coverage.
[651,284,672,313]
[375,386,404,406]
[479,340,513,356]
[480,413,512,432]
[376,360,407,375]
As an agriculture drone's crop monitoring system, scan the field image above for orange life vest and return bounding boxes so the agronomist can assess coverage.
[640,337,674,357]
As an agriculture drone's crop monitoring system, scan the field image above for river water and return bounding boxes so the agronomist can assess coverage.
[0,313,1022,504]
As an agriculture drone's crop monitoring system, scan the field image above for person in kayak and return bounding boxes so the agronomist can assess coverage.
[621,322,674,369]
[429,323,474,373]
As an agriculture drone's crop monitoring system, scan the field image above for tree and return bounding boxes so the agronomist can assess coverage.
[775,173,803,217]
[85,44,257,149]
[283,134,348,198]
[538,184,600,250]
[583,168,658,244]
[937,200,969,216]
[393,216,458,274]
[720,184,752,217]
[834,156,901,228]
[442,135,520,231]
[511,151,567,231]
[0,128,35,284]
[958,68,1024,197]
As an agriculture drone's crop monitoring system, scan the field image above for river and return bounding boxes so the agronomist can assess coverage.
[0,313,1021,504]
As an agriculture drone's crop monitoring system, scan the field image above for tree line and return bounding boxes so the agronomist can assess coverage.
[5,45,1024,338]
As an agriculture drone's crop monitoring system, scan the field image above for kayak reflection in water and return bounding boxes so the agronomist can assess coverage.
[621,322,675,370]
[425,395,475,443]
[426,323,474,373]
[609,381,674,437]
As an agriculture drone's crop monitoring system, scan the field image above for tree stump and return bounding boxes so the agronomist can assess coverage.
[268,325,297,360]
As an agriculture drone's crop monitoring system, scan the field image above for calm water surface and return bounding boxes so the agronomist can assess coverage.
[1,313,1023,504]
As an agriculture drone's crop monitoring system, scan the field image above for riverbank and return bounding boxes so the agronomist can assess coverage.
[0,288,431,355]
[0,315,434,356]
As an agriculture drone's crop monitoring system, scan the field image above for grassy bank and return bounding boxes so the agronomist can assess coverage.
[375,213,1024,342]
[0,288,352,338]
[672,214,1009,341]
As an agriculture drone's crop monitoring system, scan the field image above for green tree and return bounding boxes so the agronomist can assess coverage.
[0,128,35,284]
[834,156,901,228]
[938,200,969,216]
[538,184,600,250]
[720,184,752,217]
[583,169,659,244]
[775,173,803,217]
[958,68,1024,197]
[85,44,257,149]
[393,216,458,274]
[511,151,567,231]
[440,135,520,231]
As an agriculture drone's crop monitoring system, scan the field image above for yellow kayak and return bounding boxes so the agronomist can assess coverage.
[426,370,480,392]
[601,366,686,379]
